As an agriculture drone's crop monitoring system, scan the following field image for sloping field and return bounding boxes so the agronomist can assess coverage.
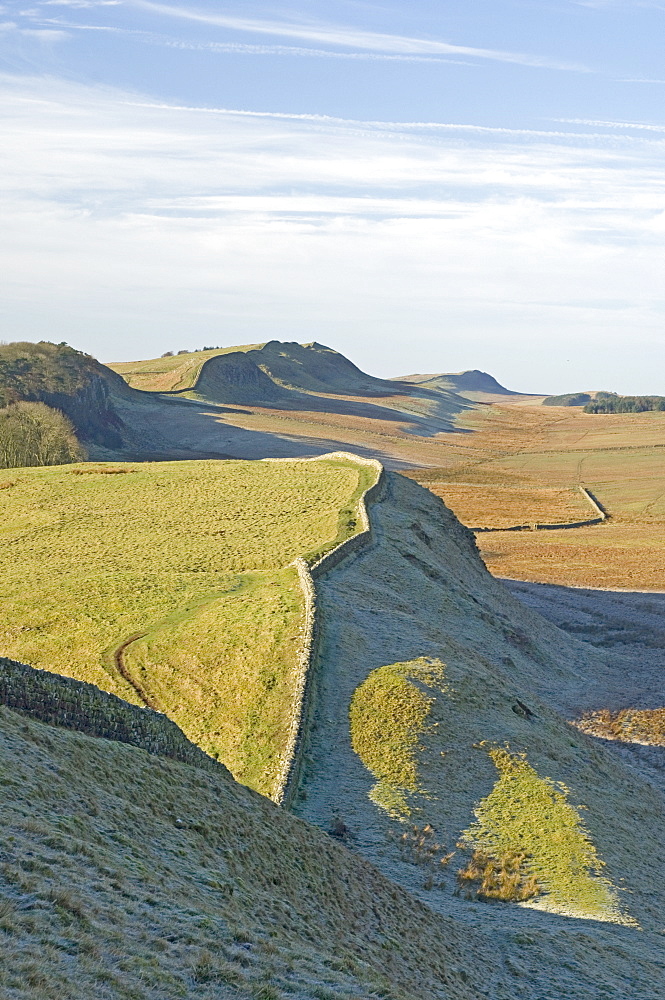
[0,457,376,796]
[296,473,665,997]
[0,701,500,1000]
[109,344,266,392]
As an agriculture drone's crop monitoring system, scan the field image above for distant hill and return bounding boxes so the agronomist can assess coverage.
[0,341,132,448]
[112,340,415,402]
[108,340,474,449]
[398,369,536,400]
[543,392,592,406]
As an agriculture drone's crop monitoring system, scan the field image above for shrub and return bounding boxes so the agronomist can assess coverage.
[0,401,84,469]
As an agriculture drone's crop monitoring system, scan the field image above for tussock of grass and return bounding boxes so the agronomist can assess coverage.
[572,707,665,746]
[460,746,630,922]
[349,658,447,818]
[0,457,373,796]
[456,849,540,903]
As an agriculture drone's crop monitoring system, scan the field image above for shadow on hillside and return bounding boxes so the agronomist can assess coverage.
[110,394,420,470]
[504,578,665,708]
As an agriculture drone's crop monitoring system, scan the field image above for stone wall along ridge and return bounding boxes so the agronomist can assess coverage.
[271,452,386,808]
[0,656,229,777]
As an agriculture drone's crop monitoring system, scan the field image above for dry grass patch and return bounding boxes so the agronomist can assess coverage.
[425,483,591,529]
[572,708,665,746]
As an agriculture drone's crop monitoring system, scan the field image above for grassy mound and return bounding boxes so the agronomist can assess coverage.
[459,746,628,922]
[349,658,447,818]
[0,703,490,1000]
[0,457,376,796]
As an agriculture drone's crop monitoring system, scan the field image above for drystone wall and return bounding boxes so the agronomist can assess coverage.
[272,452,386,808]
[0,656,229,777]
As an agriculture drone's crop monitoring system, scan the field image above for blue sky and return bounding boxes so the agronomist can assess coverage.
[1,1,664,390]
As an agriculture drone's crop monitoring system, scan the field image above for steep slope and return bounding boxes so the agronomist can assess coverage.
[0,694,504,1000]
[295,473,665,998]
[0,341,130,448]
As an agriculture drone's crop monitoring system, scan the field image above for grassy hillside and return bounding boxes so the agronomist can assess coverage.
[109,341,409,398]
[0,702,496,1000]
[0,457,375,797]
[297,472,665,996]
[110,344,266,392]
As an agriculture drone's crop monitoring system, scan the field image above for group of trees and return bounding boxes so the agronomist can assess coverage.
[584,395,665,414]
[161,346,223,357]
[0,401,85,470]
[0,341,92,407]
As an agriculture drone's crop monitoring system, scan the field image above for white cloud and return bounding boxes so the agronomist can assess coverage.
[557,117,665,132]
[1,74,663,389]
[132,1,590,72]
[41,1,122,7]
[0,18,67,37]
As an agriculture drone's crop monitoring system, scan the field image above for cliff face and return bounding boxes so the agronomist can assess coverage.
[0,342,127,448]
[40,372,124,447]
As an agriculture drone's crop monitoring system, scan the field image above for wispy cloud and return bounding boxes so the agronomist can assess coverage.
[132,1,590,71]
[26,18,477,62]
[557,116,665,132]
[0,18,67,38]
[127,100,644,142]
[42,1,122,7]
[1,74,663,388]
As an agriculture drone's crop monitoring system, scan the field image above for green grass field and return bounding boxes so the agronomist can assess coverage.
[109,345,265,392]
[0,457,375,796]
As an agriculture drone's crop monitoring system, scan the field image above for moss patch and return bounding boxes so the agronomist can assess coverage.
[349,658,447,818]
[460,746,632,923]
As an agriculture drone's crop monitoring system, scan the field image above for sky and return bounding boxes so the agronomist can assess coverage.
[1,1,664,391]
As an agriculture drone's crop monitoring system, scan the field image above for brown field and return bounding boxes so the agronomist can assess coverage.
[426,483,592,530]
[405,406,665,590]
